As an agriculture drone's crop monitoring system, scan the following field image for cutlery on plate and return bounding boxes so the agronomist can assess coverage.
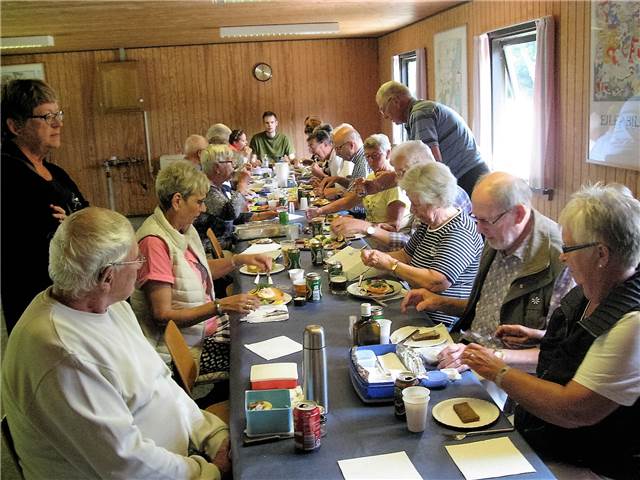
[266,271,273,285]
[444,427,515,441]
[397,329,421,345]
[254,272,260,285]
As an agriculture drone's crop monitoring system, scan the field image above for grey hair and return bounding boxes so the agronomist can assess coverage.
[156,160,210,211]
[48,207,134,300]
[206,123,232,144]
[183,134,208,156]
[390,140,434,168]
[375,80,414,108]
[559,183,640,269]
[400,162,457,208]
[475,173,532,210]
[200,144,238,176]
[363,133,391,152]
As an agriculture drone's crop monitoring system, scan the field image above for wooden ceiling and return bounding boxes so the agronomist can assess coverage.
[1,0,464,55]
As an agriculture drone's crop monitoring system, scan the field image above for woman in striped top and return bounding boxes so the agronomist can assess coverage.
[361,162,483,329]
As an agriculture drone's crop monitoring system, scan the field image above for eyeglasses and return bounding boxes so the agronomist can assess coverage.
[334,141,350,151]
[379,97,393,116]
[365,151,383,161]
[28,110,64,125]
[471,210,510,226]
[561,242,599,254]
[106,254,147,268]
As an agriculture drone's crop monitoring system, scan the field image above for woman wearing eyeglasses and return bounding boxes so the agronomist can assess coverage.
[1,79,88,334]
[462,184,640,477]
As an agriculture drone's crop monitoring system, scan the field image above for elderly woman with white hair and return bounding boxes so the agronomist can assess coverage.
[206,123,232,145]
[131,161,271,375]
[361,162,483,330]
[3,207,230,478]
[307,134,412,244]
[461,183,640,477]
[194,144,277,251]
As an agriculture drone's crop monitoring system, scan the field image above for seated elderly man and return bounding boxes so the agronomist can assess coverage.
[351,140,472,250]
[184,134,209,167]
[462,184,640,477]
[362,163,482,330]
[402,172,574,372]
[2,207,230,479]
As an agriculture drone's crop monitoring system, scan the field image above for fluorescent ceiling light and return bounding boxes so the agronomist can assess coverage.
[1,36,55,50]
[220,23,339,38]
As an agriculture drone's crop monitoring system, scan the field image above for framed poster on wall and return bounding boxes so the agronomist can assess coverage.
[434,25,468,121]
[0,63,46,84]
[587,1,639,171]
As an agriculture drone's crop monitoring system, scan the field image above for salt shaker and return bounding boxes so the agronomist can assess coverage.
[302,325,328,413]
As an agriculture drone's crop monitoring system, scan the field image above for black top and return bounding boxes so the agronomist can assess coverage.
[1,141,88,333]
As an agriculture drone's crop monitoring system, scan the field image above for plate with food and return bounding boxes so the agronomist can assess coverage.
[249,204,272,212]
[347,279,403,299]
[312,198,331,207]
[431,397,500,430]
[294,235,348,251]
[248,286,293,305]
[239,263,286,275]
[248,238,275,245]
[389,325,448,347]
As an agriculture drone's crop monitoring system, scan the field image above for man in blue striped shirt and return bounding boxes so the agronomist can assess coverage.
[376,81,489,196]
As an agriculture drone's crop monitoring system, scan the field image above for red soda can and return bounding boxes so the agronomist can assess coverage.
[293,401,322,452]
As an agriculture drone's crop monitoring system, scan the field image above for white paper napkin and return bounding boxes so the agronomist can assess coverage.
[244,336,302,360]
[241,242,281,258]
[243,305,289,323]
[445,437,535,480]
[338,451,422,480]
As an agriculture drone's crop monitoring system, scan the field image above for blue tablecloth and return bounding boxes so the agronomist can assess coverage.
[229,229,555,479]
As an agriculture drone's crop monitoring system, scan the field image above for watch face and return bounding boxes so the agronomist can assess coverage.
[366,225,376,235]
[253,63,272,81]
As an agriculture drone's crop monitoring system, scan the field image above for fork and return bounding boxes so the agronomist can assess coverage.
[444,427,515,441]
[254,272,260,285]
[266,271,273,285]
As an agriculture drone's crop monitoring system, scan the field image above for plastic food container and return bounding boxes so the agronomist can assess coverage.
[245,389,293,436]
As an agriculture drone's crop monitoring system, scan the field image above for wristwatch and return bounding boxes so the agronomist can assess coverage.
[366,224,376,236]
[214,300,224,316]
[391,260,400,273]
[494,349,505,360]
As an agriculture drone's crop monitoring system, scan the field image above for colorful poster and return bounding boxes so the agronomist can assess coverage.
[434,25,468,121]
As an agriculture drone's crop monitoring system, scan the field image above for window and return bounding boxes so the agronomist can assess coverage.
[392,51,417,143]
[489,22,537,181]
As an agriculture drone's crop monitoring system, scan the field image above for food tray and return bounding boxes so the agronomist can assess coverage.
[234,221,290,240]
[349,344,449,404]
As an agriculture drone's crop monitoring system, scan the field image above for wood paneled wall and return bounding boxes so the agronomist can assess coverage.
[2,38,380,215]
[378,1,639,220]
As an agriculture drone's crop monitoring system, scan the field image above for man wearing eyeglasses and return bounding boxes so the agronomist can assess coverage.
[1,79,88,335]
[402,172,573,387]
[376,80,489,196]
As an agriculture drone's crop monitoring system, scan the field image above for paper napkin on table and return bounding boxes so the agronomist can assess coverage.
[241,242,281,258]
[243,305,289,323]
[338,451,422,480]
[445,437,535,480]
[244,336,302,360]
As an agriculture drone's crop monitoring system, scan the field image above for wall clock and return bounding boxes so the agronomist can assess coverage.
[253,63,272,82]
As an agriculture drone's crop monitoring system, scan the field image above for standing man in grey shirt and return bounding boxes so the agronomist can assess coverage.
[376,80,489,196]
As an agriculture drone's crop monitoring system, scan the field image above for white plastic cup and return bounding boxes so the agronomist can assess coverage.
[377,319,392,344]
[288,268,305,282]
[402,386,430,433]
[299,197,309,211]
[268,199,278,210]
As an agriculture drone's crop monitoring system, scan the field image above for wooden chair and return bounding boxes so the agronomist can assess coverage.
[2,416,24,479]
[206,228,224,260]
[164,321,229,423]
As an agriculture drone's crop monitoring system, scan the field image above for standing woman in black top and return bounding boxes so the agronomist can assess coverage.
[1,79,88,334]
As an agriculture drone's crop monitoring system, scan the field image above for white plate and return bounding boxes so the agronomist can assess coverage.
[390,325,447,347]
[431,397,500,430]
[239,264,286,275]
[347,279,403,300]
[253,292,292,305]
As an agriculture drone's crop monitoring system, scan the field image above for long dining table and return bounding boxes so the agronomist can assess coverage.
[227,217,555,480]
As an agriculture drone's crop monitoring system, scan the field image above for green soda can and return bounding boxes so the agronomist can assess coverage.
[279,210,289,225]
[288,248,301,269]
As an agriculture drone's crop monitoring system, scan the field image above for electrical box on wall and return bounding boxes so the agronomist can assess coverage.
[97,61,144,112]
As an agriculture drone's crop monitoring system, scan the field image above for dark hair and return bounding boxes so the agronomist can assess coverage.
[262,111,278,120]
[303,115,322,134]
[229,129,245,144]
[1,79,58,141]
[307,128,332,144]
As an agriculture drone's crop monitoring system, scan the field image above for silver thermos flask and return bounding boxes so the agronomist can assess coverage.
[302,324,328,413]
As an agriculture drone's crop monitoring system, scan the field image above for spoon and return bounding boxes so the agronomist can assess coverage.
[444,426,515,441]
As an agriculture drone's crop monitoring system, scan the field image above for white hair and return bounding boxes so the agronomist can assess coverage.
[200,144,238,176]
[183,134,208,156]
[363,133,391,152]
[155,160,210,211]
[474,173,532,210]
[375,80,413,108]
[206,123,232,145]
[400,162,458,208]
[559,183,640,269]
[390,140,434,168]
[48,207,134,300]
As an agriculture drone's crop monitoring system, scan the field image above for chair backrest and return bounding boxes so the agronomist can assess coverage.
[2,416,24,479]
[163,320,197,396]
[206,228,224,260]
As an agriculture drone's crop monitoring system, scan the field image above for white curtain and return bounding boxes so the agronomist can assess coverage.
[472,33,492,165]
[530,16,556,191]
[415,48,427,100]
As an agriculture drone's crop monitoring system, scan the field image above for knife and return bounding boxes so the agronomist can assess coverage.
[243,433,292,446]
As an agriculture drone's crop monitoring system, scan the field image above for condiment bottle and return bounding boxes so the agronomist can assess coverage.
[352,303,381,346]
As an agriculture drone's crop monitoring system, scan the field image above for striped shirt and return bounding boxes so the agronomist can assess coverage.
[405,100,483,179]
[404,210,482,329]
[348,146,370,217]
